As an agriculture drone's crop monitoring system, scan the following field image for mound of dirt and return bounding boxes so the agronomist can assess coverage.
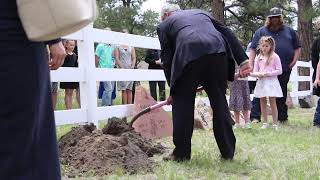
[59,118,167,177]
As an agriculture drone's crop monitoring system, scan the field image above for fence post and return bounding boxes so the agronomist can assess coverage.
[290,64,299,106]
[77,23,99,127]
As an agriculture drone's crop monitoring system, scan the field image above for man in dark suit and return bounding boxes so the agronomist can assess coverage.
[145,49,166,101]
[157,4,251,161]
[0,1,65,179]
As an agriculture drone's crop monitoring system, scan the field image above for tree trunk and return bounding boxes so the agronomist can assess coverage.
[297,0,313,107]
[212,0,225,24]
[298,0,313,61]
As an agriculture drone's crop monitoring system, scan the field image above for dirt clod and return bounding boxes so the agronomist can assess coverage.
[59,118,166,177]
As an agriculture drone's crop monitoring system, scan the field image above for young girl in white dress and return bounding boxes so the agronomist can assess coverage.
[250,36,283,129]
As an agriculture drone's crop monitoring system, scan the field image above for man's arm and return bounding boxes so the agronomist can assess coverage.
[208,16,248,65]
[157,27,174,86]
[249,49,257,69]
[288,48,301,69]
[289,29,301,69]
[48,41,66,70]
[131,47,137,69]
[311,39,320,69]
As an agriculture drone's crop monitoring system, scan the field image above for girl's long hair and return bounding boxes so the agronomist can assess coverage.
[257,36,276,65]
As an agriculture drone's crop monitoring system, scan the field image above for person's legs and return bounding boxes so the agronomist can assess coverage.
[243,110,250,123]
[233,111,240,124]
[171,70,198,161]
[132,82,136,103]
[51,82,58,110]
[64,89,74,109]
[269,97,278,124]
[250,98,261,121]
[260,97,268,128]
[149,81,157,101]
[102,81,113,106]
[249,81,261,122]
[158,81,166,101]
[313,98,320,126]
[121,90,127,104]
[277,72,291,122]
[201,54,235,159]
[127,89,133,104]
[0,43,60,178]
[76,87,80,108]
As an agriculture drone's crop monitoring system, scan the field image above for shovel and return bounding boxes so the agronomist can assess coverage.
[129,86,204,127]
[129,100,168,127]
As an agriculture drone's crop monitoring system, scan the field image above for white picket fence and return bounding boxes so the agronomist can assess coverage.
[52,24,313,127]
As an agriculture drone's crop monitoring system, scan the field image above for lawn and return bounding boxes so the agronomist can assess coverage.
[57,106,320,179]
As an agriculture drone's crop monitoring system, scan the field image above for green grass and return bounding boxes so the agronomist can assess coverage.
[55,83,320,179]
[57,108,320,179]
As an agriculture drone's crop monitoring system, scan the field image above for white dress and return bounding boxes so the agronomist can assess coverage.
[253,54,284,98]
[254,78,283,98]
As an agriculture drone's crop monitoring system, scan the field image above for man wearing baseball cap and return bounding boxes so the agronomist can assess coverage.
[249,7,301,124]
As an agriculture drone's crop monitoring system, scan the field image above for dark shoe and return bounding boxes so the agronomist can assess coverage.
[313,123,320,128]
[220,155,233,161]
[163,153,190,162]
[279,119,288,124]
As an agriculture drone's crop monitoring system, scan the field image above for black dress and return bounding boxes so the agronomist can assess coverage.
[0,1,61,179]
[60,53,79,89]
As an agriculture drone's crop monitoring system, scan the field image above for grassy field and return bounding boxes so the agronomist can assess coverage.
[55,81,320,179]
[57,106,320,179]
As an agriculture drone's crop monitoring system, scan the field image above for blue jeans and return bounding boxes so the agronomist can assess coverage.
[101,81,114,106]
[314,98,320,126]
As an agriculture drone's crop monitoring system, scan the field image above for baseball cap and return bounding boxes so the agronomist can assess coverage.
[267,7,282,18]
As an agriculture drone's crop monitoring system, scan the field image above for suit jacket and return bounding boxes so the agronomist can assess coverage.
[157,9,248,89]
[144,49,162,69]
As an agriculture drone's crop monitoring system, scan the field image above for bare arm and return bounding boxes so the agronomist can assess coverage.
[314,62,320,87]
[248,49,256,71]
[114,48,123,68]
[95,55,99,68]
[131,47,137,69]
[289,48,301,69]
[49,41,66,70]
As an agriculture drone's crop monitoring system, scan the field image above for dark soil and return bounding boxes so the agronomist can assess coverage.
[59,118,167,177]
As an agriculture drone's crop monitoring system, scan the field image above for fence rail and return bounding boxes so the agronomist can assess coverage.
[52,25,313,127]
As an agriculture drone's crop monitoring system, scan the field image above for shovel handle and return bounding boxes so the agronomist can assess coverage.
[150,100,168,110]
[130,86,204,127]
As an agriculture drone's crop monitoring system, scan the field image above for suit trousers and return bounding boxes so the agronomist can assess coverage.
[149,81,166,101]
[171,53,236,160]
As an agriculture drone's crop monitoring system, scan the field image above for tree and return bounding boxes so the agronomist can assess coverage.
[297,0,313,61]
[212,0,225,24]
[94,0,159,36]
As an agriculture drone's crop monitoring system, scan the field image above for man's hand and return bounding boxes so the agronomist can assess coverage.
[314,79,320,87]
[239,62,252,78]
[49,41,66,70]
[288,61,296,69]
[166,96,173,105]
[155,60,162,65]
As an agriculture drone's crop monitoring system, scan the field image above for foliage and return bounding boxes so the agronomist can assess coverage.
[94,0,159,36]
[169,0,320,44]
